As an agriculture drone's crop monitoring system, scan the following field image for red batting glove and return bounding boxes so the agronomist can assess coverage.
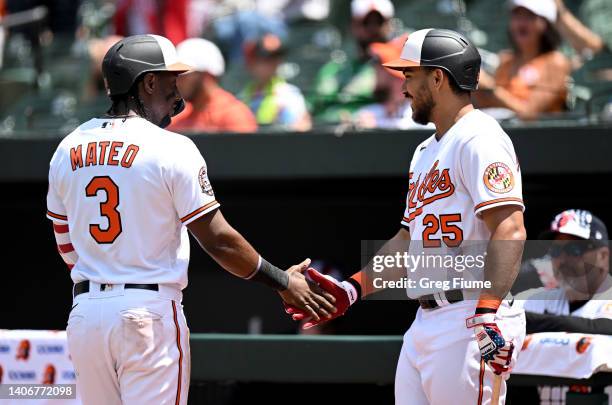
[285,268,358,329]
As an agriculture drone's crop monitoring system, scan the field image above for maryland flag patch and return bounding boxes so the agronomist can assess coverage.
[199,166,214,196]
[483,162,514,193]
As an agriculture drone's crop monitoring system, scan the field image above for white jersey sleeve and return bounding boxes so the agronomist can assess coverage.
[170,138,220,225]
[46,150,68,224]
[459,133,524,217]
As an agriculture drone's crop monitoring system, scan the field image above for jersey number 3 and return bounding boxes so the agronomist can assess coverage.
[422,214,463,248]
[86,176,122,244]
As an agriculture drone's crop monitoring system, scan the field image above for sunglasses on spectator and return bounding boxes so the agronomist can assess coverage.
[549,242,599,258]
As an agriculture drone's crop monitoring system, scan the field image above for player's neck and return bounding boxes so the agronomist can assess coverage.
[433,99,474,140]
[105,101,141,119]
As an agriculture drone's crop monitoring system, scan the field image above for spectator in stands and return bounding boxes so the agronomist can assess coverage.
[281,0,330,23]
[515,209,612,404]
[555,0,611,63]
[209,2,288,64]
[240,34,311,132]
[169,38,257,134]
[207,0,329,64]
[309,0,394,124]
[355,34,433,130]
[113,0,187,45]
[474,0,570,120]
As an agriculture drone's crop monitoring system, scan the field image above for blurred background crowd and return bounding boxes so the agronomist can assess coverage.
[1,0,612,137]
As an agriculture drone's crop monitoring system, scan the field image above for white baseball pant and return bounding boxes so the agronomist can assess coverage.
[66,283,190,405]
[395,300,526,405]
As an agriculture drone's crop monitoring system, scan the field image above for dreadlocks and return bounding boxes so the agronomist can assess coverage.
[106,76,151,120]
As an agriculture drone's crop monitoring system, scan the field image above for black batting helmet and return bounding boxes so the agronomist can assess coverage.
[102,34,191,97]
[383,28,481,91]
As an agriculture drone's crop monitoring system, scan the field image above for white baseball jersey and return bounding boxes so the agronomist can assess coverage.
[401,109,524,298]
[46,117,220,289]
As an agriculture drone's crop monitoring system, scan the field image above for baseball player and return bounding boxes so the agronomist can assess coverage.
[287,29,527,404]
[516,209,612,404]
[46,35,335,405]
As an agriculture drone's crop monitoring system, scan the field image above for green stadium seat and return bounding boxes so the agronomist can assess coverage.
[568,52,612,119]
[1,91,80,136]
[0,67,38,114]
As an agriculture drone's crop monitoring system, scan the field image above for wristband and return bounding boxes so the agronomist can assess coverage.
[341,281,358,305]
[346,277,362,301]
[476,296,502,314]
[248,256,289,291]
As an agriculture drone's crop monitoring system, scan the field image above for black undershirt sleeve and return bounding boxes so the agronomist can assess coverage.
[525,311,612,335]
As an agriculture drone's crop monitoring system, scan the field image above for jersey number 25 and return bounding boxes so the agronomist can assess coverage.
[422,214,463,248]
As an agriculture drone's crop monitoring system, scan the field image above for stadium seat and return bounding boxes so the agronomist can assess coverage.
[1,90,80,136]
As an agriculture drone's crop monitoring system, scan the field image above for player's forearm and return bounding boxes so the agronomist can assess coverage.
[199,227,292,290]
[187,208,258,277]
[479,214,526,313]
[348,227,411,299]
[202,227,260,278]
[187,210,289,289]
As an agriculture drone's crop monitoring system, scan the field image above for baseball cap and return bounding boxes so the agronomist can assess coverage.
[244,34,286,61]
[540,209,609,243]
[369,34,408,79]
[351,0,395,20]
[510,0,557,23]
[176,38,225,77]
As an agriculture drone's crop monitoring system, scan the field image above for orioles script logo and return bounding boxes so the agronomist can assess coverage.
[407,160,455,222]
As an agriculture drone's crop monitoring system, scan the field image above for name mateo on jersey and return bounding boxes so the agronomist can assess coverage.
[407,160,455,220]
[70,141,140,171]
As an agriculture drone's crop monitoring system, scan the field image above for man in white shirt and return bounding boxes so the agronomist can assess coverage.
[47,34,335,405]
[288,29,527,405]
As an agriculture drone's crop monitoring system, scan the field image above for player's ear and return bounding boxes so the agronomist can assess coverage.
[429,68,443,91]
[141,73,156,95]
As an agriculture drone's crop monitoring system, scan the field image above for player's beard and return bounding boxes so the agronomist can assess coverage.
[411,83,435,125]
[158,91,186,128]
